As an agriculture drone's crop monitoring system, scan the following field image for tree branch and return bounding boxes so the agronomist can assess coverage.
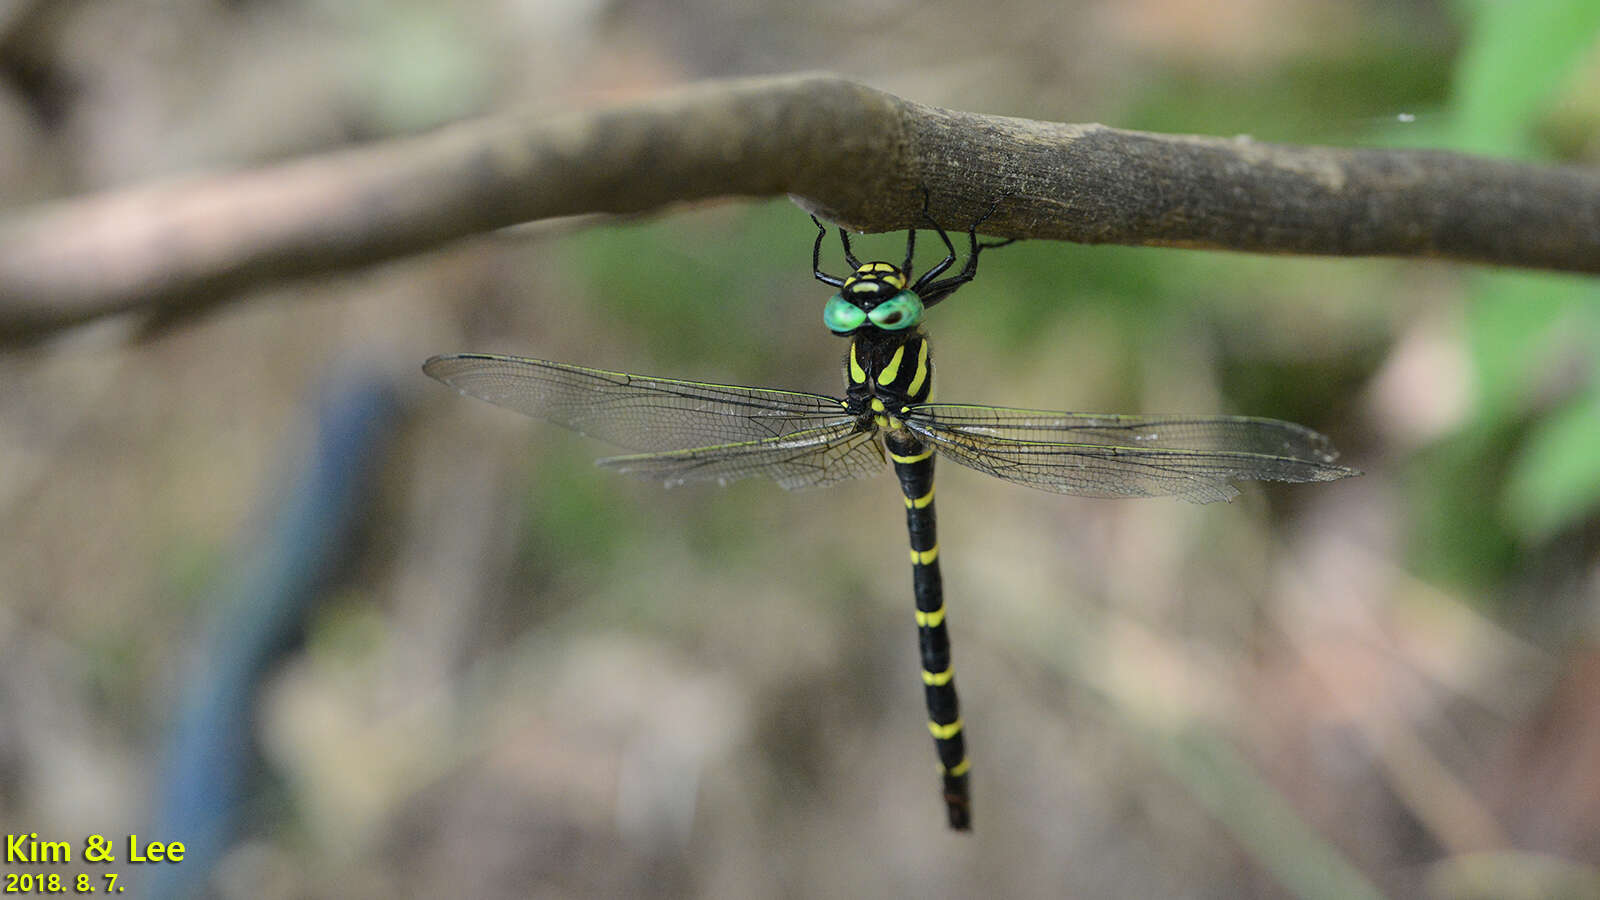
[2,72,1596,345]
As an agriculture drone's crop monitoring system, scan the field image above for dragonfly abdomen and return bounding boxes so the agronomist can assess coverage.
[888,430,970,830]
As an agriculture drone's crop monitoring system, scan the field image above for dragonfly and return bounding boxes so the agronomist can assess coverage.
[423,205,1359,831]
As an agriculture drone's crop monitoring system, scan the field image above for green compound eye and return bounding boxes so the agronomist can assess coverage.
[867,291,924,330]
[823,295,868,333]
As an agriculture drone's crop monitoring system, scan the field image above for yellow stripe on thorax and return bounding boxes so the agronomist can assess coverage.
[849,343,866,384]
[877,345,905,386]
[906,339,930,397]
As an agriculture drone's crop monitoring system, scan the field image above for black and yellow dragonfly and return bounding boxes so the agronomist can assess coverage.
[424,210,1358,831]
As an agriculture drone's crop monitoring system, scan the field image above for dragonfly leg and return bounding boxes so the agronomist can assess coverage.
[917,199,1014,307]
[837,226,864,269]
[811,215,846,287]
[911,189,958,290]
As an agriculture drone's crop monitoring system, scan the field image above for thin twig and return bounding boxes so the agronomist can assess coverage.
[1,72,1596,345]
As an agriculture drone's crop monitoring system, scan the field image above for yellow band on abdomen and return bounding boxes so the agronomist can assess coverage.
[889,447,933,465]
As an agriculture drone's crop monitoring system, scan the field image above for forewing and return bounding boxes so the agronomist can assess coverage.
[598,423,885,491]
[907,404,1358,503]
[424,353,849,452]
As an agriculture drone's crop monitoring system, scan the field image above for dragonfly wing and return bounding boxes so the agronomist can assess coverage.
[424,353,849,452]
[906,405,1358,503]
[598,423,885,491]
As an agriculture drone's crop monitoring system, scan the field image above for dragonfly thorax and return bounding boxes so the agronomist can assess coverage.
[845,332,933,426]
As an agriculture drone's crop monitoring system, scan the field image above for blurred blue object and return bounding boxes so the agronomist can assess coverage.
[148,371,402,899]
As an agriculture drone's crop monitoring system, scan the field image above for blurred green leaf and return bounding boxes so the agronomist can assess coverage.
[567,218,732,363]
[566,201,811,370]
[1450,0,1600,155]
[965,241,1172,349]
[1127,43,1455,145]
[1424,2,1600,583]
[1504,384,1600,539]
[1407,423,1522,589]
[1466,272,1593,421]
[520,446,630,573]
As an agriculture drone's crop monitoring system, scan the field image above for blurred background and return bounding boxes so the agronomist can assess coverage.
[2,0,1598,897]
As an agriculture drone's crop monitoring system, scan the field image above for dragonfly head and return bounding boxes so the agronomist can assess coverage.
[823,262,925,335]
